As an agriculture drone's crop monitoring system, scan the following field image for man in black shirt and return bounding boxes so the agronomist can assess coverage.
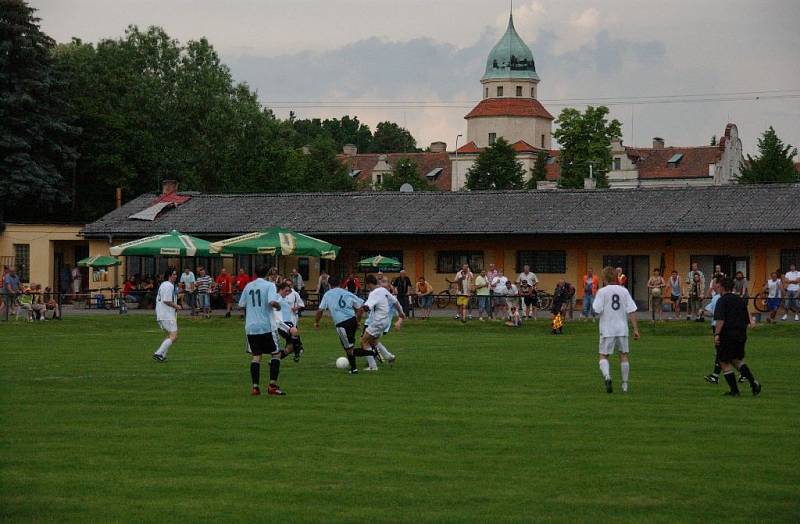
[713,277,762,396]
[392,270,413,317]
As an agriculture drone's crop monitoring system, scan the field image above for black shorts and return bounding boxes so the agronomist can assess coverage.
[335,317,358,349]
[523,295,537,306]
[716,337,746,363]
[278,321,295,343]
[247,332,279,356]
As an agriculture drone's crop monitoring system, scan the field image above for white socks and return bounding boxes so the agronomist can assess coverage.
[599,359,611,380]
[156,338,172,357]
[621,362,630,383]
[376,343,395,360]
[366,355,377,369]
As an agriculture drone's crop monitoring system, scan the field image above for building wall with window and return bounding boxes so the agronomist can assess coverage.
[0,224,86,290]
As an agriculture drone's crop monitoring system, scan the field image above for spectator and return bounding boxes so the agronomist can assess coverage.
[782,263,799,321]
[581,268,599,321]
[415,276,434,320]
[60,266,71,300]
[686,262,705,296]
[504,279,519,314]
[505,305,522,328]
[733,271,749,300]
[551,279,571,334]
[647,269,666,321]
[71,265,82,300]
[317,270,330,301]
[667,270,682,320]
[688,272,704,322]
[565,280,577,320]
[291,268,305,294]
[195,267,213,318]
[517,264,539,319]
[490,271,508,319]
[345,273,360,295]
[392,270,413,317]
[616,267,628,287]
[43,286,61,319]
[180,267,196,315]
[31,284,47,321]
[216,268,234,318]
[18,286,35,321]
[1,265,21,318]
[764,271,783,323]
[474,270,491,321]
[454,263,474,322]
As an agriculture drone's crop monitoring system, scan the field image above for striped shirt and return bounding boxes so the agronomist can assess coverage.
[196,275,212,293]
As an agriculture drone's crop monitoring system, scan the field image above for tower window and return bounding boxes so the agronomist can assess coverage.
[516,86,522,97]
[496,86,503,97]
[489,133,497,145]
[484,87,488,99]
[614,158,622,170]
[540,134,545,148]
[531,87,534,97]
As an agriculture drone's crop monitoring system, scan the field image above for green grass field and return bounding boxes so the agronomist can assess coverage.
[1,315,798,523]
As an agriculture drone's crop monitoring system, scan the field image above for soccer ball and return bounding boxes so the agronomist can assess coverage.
[335,357,349,369]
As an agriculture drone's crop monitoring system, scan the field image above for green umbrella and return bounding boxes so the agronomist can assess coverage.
[209,227,340,259]
[109,230,214,257]
[357,255,402,271]
[77,255,121,268]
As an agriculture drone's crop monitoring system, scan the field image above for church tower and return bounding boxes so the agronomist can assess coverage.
[463,13,553,150]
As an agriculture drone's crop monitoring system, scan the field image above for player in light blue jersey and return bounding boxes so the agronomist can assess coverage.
[315,275,376,374]
[274,280,304,362]
[238,265,284,396]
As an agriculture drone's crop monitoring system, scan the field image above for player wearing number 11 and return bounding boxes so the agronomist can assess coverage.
[238,265,284,396]
[593,266,640,393]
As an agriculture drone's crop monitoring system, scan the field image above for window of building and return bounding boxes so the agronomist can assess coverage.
[516,85,522,97]
[375,173,383,185]
[488,132,497,145]
[516,250,566,273]
[496,86,503,97]
[358,250,405,269]
[484,87,488,99]
[437,251,484,273]
[298,257,310,281]
[13,244,30,282]
[530,87,534,97]
[781,249,800,273]
[613,157,622,170]
[540,134,545,148]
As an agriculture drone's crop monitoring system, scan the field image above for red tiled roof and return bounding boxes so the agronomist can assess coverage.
[511,140,544,153]
[627,146,722,179]
[464,98,554,120]
[455,141,481,154]
[337,152,451,191]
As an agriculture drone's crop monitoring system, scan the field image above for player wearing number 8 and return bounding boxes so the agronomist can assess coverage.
[593,266,640,393]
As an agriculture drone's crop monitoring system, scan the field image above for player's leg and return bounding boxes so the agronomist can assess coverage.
[704,326,721,384]
[618,338,630,393]
[153,321,177,362]
[247,335,263,395]
[267,332,286,395]
[598,337,613,393]
[336,321,359,373]
[374,341,395,363]
[733,358,761,395]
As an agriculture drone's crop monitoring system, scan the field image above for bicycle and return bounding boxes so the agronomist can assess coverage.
[752,292,768,313]
[435,278,459,309]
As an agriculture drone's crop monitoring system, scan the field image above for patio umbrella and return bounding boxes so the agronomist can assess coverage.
[77,255,121,268]
[357,255,402,271]
[209,227,340,259]
[109,230,215,257]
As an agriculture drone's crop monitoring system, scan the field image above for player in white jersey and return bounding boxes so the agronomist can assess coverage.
[315,275,371,373]
[273,280,304,362]
[152,269,182,362]
[360,275,405,370]
[363,278,400,369]
[592,266,640,393]
[238,265,284,396]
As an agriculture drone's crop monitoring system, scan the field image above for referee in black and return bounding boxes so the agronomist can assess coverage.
[713,277,762,396]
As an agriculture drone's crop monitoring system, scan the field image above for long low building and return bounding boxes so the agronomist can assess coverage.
[76,183,800,310]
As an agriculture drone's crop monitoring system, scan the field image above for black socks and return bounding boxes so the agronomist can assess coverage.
[723,371,739,394]
[269,358,280,382]
[738,364,756,386]
[250,362,260,386]
[347,353,357,371]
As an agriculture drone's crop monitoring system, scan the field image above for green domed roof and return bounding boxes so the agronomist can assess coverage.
[482,14,539,81]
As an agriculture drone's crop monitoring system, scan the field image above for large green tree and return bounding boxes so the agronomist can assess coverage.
[371,121,418,153]
[379,158,436,191]
[553,106,621,189]
[284,136,355,192]
[525,150,548,189]
[465,138,525,190]
[0,0,79,223]
[737,126,798,184]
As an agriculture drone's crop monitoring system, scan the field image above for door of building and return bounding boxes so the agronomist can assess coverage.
[603,254,650,310]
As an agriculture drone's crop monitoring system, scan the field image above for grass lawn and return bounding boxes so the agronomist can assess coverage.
[1,314,798,523]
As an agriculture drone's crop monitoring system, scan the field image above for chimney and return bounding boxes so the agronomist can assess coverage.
[584,177,597,190]
[161,179,178,195]
[429,141,446,153]
[342,144,357,156]
[115,187,122,209]
[652,137,665,149]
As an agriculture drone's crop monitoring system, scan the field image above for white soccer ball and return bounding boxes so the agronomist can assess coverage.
[336,357,349,369]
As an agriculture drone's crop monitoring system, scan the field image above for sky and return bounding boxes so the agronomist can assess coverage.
[32,0,800,155]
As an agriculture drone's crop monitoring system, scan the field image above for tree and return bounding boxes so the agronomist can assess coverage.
[710,135,717,146]
[526,150,548,189]
[284,136,355,192]
[371,121,418,153]
[379,158,436,191]
[553,106,622,189]
[738,126,798,184]
[0,0,79,223]
[465,138,525,190]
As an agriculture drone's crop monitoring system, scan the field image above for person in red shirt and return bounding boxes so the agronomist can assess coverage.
[616,267,628,287]
[216,268,234,317]
[234,268,250,318]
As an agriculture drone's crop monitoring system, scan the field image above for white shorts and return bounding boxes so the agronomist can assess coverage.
[365,323,387,338]
[158,319,178,333]
[599,336,629,355]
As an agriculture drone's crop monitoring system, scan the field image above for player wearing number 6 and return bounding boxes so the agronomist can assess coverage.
[239,265,285,396]
[593,266,640,393]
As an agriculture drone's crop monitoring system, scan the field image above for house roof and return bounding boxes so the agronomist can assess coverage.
[626,146,723,179]
[82,184,800,238]
[464,98,554,120]
[336,152,451,191]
